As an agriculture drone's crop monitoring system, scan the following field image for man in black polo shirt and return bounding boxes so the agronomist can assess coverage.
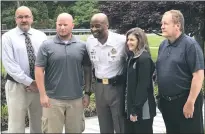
[156,10,204,133]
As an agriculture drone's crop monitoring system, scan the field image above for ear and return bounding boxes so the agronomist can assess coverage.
[176,23,180,29]
[72,23,75,29]
[31,16,34,23]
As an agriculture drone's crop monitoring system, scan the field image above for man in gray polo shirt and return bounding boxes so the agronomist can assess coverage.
[35,13,92,133]
[156,10,204,133]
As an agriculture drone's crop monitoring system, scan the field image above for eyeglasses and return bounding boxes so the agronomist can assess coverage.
[16,15,32,19]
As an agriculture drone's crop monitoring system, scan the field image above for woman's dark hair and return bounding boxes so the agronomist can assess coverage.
[125,27,151,55]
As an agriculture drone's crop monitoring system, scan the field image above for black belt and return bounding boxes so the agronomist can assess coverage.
[161,92,189,101]
[96,77,116,85]
[96,74,124,85]
[6,74,18,83]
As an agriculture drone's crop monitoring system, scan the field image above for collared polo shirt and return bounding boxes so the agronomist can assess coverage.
[35,35,91,99]
[156,34,204,96]
[86,31,126,79]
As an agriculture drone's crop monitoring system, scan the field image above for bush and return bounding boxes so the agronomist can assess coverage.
[1,105,8,131]
[1,75,6,105]
[84,94,97,117]
[1,74,8,131]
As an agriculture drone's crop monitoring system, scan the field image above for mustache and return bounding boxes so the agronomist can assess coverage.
[20,23,28,25]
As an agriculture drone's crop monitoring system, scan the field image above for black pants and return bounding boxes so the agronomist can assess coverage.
[160,93,204,133]
[124,118,153,133]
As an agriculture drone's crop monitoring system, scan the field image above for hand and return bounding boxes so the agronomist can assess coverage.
[26,81,38,92]
[82,94,90,108]
[183,100,194,119]
[40,94,51,108]
[26,86,39,92]
[130,114,138,122]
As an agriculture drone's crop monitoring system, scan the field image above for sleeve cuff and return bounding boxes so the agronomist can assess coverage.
[23,77,33,86]
[131,105,142,118]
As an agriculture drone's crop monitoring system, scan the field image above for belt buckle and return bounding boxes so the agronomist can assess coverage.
[102,78,109,84]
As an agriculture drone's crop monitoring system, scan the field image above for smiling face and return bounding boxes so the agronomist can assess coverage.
[90,13,109,40]
[127,34,138,52]
[90,19,107,39]
[15,6,33,32]
[125,27,150,55]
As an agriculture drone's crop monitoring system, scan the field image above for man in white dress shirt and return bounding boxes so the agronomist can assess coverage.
[2,6,47,133]
[86,13,126,133]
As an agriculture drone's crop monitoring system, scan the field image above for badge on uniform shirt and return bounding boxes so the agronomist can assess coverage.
[91,49,96,55]
[111,48,117,55]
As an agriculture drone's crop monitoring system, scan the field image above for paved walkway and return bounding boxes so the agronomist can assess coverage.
[2,105,204,133]
[83,108,166,133]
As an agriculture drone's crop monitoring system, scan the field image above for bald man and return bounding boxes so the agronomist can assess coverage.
[2,6,47,133]
[35,13,92,133]
[86,13,126,133]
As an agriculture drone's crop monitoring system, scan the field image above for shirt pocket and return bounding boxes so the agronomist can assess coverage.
[108,53,121,63]
[89,52,99,69]
[90,54,99,62]
[89,48,99,63]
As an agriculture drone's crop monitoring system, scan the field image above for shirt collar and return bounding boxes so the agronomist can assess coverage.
[54,34,77,45]
[106,31,115,46]
[94,31,116,47]
[168,33,185,47]
[16,26,33,35]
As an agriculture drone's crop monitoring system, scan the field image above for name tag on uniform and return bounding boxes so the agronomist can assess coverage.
[102,78,109,84]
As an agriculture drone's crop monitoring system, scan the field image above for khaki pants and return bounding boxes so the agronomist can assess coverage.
[41,97,85,133]
[5,80,42,133]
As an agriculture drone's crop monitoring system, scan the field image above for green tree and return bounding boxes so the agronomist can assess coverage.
[72,0,99,28]
[2,7,16,29]
[29,1,54,29]
[1,1,17,29]
[54,6,69,20]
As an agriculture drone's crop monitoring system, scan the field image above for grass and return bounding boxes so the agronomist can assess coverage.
[147,34,165,62]
[79,34,90,41]
[147,34,165,47]
[150,47,159,62]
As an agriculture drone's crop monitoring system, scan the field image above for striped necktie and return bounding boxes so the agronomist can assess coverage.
[23,33,35,79]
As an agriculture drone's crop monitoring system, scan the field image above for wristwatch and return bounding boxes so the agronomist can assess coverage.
[84,91,92,96]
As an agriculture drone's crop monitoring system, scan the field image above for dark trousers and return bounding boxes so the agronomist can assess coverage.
[124,118,154,133]
[160,92,204,133]
[94,82,124,133]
